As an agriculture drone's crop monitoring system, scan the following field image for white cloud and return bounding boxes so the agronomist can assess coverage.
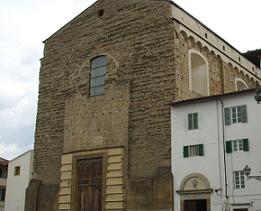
[0,142,33,160]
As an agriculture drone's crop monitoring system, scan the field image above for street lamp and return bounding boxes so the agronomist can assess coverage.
[255,86,261,104]
[243,165,261,182]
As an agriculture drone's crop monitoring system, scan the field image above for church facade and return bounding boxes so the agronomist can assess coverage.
[25,0,261,211]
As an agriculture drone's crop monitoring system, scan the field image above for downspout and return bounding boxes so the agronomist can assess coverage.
[216,100,223,201]
[219,98,228,199]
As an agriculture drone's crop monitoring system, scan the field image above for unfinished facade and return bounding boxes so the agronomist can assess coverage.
[25,0,261,211]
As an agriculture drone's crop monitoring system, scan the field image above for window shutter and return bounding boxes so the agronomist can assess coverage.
[194,113,198,129]
[224,108,231,125]
[241,105,248,123]
[198,144,204,156]
[243,139,249,151]
[226,141,232,153]
[183,146,189,158]
[188,114,192,130]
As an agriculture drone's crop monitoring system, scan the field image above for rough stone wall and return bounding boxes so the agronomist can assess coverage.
[173,24,255,101]
[31,0,175,211]
[29,0,258,211]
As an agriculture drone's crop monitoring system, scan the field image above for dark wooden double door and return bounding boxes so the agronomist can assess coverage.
[77,158,103,211]
[184,199,207,211]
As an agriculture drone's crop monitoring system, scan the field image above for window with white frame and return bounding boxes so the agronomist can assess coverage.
[226,139,249,153]
[224,105,247,125]
[233,171,245,189]
[183,144,204,158]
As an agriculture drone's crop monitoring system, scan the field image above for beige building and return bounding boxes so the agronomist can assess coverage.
[25,0,261,211]
[0,158,8,211]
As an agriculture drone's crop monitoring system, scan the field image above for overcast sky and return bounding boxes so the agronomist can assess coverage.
[0,0,260,160]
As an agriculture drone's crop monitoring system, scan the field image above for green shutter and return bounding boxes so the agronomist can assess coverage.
[188,114,192,130]
[226,141,232,153]
[224,108,231,125]
[198,144,204,156]
[194,113,198,129]
[241,105,248,123]
[183,146,189,158]
[243,139,249,151]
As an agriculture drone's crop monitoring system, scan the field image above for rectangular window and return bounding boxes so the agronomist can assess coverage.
[0,188,6,201]
[188,113,198,130]
[226,139,249,153]
[234,171,245,189]
[224,105,247,125]
[0,167,7,178]
[183,144,204,158]
[14,166,20,176]
[90,56,107,97]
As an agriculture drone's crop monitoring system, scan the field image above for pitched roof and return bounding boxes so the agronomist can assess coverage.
[0,157,9,166]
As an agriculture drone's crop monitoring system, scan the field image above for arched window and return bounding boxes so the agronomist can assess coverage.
[189,50,209,96]
[90,56,107,96]
[235,78,248,91]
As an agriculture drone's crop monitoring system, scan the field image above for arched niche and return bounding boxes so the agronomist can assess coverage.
[235,77,248,91]
[189,50,209,96]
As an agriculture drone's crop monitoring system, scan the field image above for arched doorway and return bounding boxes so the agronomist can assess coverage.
[177,173,213,211]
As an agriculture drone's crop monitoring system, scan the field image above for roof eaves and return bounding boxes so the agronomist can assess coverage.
[171,88,256,106]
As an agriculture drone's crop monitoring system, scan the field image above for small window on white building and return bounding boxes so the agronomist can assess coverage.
[183,144,204,158]
[235,78,248,91]
[14,166,20,176]
[0,188,5,201]
[189,50,209,96]
[188,113,198,130]
[224,105,247,125]
[233,171,245,189]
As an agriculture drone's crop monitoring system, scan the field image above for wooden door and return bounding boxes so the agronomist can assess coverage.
[233,209,248,211]
[77,158,103,211]
[184,199,207,211]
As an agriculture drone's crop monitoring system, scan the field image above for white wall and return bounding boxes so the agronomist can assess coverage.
[4,150,33,211]
[171,92,261,211]
[223,94,261,210]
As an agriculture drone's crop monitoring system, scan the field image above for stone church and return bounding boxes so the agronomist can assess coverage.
[25,0,261,211]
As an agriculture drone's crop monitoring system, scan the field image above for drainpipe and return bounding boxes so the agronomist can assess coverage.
[219,98,228,199]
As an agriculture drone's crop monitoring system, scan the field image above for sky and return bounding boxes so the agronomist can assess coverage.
[0,0,260,160]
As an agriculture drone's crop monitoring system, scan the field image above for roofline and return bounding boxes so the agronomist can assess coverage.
[0,157,9,166]
[169,0,258,67]
[43,1,98,43]
[9,149,33,162]
[43,0,258,63]
[171,88,256,106]
[0,157,9,162]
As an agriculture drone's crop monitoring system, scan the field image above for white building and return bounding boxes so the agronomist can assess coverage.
[0,158,8,211]
[4,150,33,211]
[171,89,261,211]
